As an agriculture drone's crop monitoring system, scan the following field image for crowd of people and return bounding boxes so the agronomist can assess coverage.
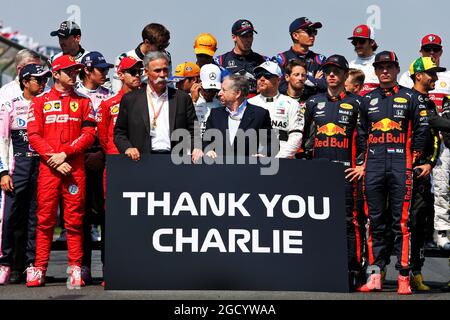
[0,17,449,294]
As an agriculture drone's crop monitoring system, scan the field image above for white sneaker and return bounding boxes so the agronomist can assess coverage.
[26,266,45,287]
[0,265,11,285]
[67,265,85,289]
[435,231,450,250]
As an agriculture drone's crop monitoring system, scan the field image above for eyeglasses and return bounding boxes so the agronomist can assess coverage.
[255,71,277,80]
[300,28,318,36]
[351,38,368,46]
[124,68,142,77]
[422,45,442,53]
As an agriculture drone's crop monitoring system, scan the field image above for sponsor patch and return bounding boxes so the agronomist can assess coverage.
[70,102,79,112]
[68,184,79,195]
[340,103,353,110]
[394,97,408,104]
[370,98,378,106]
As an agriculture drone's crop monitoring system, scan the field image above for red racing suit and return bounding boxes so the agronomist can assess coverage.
[96,89,123,196]
[27,87,96,269]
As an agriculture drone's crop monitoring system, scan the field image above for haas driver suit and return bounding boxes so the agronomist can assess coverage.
[357,85,428,273]
[27,87,96,269]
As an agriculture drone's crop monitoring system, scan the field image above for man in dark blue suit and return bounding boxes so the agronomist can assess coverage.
[203,75,274,159]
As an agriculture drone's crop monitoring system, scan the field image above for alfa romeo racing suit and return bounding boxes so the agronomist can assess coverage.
[274,48,327,98]
[248,93,303,158]
[349,54,379,96]
[303,91,364,275]
[27,87,96,269]
[357,85,428,273]
[0,95,39,268]
[214,50,268,95]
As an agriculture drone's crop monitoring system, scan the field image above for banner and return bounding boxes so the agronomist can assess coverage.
[106,155,349,292]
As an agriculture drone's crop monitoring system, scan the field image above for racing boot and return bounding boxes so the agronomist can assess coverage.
[357,265,382,292]
[410,272,430,291]
[81,266,93,285]
[0,265,11,285]
[67,265,85,289]
[397,275,413,295]
[26,266,45,287]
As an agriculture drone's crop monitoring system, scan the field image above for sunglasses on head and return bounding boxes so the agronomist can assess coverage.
[301,28,318,36]
[124,68,142,77]
[422,45,442,53]
[351,38,368,46]
[255,71,277,80]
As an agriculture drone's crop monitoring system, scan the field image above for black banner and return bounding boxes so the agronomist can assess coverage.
[105,155,348,292]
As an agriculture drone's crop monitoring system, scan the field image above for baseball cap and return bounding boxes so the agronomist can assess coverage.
[253,61,283,78]
[232,19,258,36]
[194,33,218,57]
[171,62,200,81]
[409,57,446,75]
[421,34,442,48]
[81,51,114,69]
[50,20,81,37]
[372,51,399,67]
[19,64,51,81]
[289,17,322,34]
[200,64,222,90]
[321,55,349,71]
[51,55,84,72]
[117,56,143,73]
[348,24,374,40]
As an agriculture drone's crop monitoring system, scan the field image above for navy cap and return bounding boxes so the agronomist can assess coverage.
[19,64,51,82]
[321,55,349,71]
[289,17,323,34]
[373,51,399,67]
[232,19,258,36]
[81,51,114,69]
[50,20,81,37]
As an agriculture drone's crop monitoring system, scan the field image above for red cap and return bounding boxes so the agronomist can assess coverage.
[117,57,142,73]
[421,34,442,47]
[348,24,373,40]
[51,55,84,72]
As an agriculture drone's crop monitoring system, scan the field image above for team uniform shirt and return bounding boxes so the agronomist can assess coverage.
[194,94,222,137]
[48,46,89,67]
[248,93,303,158]
[0,95,38,175]
[399,70,450,111]
[303,92,361,166]
[349,54,379,96]
[112,45,172,93]
[75,82,113,114]
[214,50,268,95]
[96,90,124,155]
[274,48,327,98]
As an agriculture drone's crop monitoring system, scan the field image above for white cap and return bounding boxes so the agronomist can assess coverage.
[253,61,282,77]
[200,64,222,90]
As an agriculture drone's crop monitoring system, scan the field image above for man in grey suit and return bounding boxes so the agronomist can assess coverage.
[114,51,202,162]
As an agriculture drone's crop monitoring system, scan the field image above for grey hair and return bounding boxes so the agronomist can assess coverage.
[228,74,249,98]
[15,49,40,68]
[143,51,169,68]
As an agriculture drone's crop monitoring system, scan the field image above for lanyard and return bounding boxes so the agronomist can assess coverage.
[147,89,165,128]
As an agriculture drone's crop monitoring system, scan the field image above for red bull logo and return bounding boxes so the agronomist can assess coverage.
[317,123,347,136]
[371,118,402,132]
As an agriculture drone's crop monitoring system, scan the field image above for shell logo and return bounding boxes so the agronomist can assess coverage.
[44,103,52,111]
[420,110,428,117]
[111,106,119,115]
[441,82,447,88]
[394,97,408,103]
[340,103,353,110]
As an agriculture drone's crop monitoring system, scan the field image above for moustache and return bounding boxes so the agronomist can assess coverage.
[155,77,169,84]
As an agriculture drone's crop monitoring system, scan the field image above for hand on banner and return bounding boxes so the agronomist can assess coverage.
[205,150,217,159]
[125,148,140,161]
[191,148,204,164]
[47,152,67,169]
[0,175,14,192]
[345,165,364,182]
[413,164,431,178]
[56,162,72,176]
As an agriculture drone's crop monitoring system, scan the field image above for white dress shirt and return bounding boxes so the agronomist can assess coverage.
[226,100,247,145]
[146,85,171,151]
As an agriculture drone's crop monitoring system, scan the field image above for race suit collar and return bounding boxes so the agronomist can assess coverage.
[135,44,145,60]
[74,46,86,60]
[327,90,347,102]
[380,85,399,97]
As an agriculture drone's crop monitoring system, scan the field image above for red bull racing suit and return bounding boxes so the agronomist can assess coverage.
[357,85,428,273]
